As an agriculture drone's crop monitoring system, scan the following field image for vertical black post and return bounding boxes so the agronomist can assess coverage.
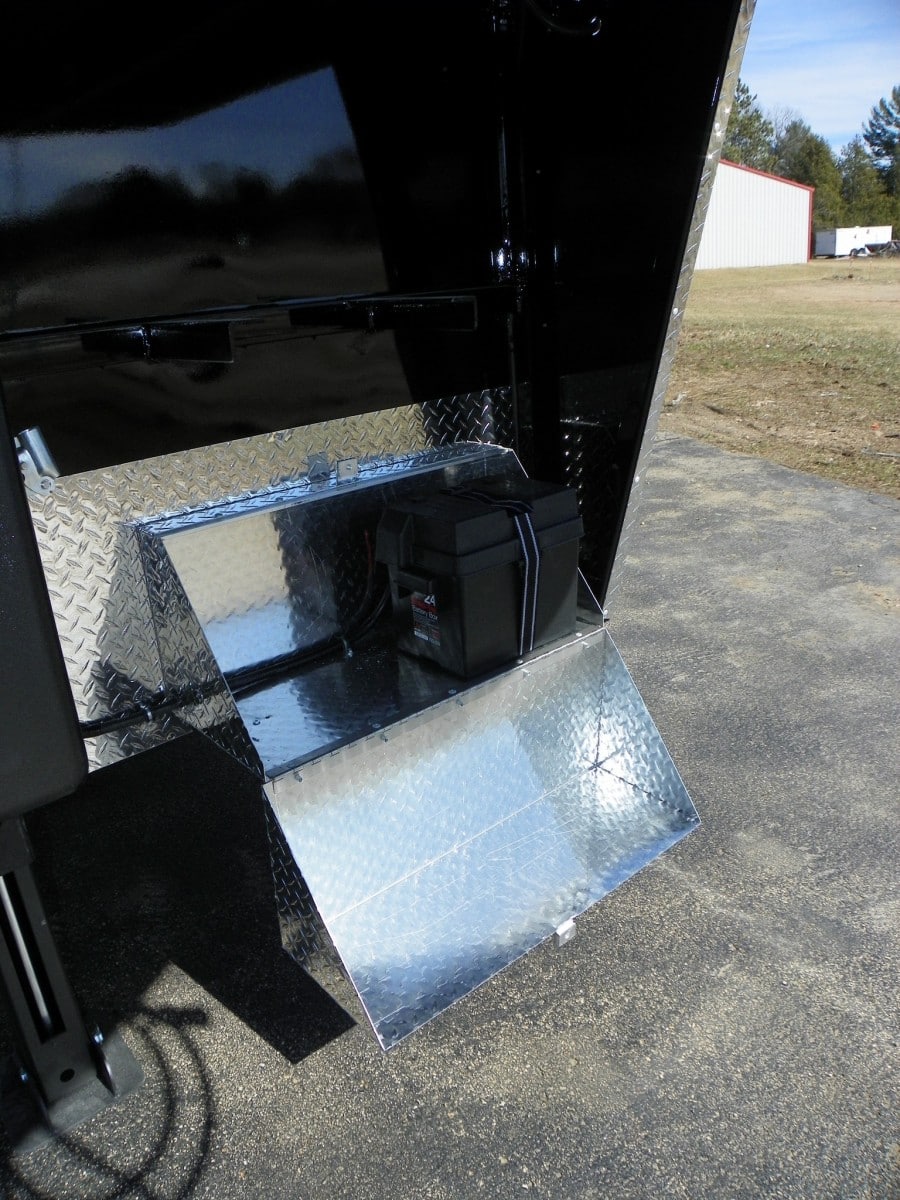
[0,817,144,1152]
[0,399,142,1149]
[0,399,88,819]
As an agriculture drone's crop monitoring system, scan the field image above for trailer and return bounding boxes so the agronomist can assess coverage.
[0,0,751,1149]
[814,225,894,257]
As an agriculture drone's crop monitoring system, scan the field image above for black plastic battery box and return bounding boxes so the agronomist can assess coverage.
[375,475,583,678]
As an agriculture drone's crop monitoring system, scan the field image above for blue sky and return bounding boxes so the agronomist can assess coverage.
[739,0,900,155]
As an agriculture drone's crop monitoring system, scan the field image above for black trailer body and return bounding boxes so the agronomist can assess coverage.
[0,0,752,1144]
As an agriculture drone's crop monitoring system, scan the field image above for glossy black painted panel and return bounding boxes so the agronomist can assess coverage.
[0,0,741,598]
[0,4,509,472]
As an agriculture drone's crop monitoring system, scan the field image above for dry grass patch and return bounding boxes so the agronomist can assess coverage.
[663,258,900,498]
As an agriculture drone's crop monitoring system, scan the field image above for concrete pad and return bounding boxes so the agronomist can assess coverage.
[1,433,897,1199]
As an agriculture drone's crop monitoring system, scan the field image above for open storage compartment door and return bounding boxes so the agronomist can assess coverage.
[136,440,698,1049]
[266,629,697,1049]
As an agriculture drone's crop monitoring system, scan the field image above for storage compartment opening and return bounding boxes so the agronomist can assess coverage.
[137,442,599,779]
[134,439,698,1050]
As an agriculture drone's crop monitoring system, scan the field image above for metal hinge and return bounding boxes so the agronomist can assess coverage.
[14,427,59,495]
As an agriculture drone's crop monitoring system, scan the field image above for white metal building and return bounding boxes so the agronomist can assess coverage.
[695,159,813,269]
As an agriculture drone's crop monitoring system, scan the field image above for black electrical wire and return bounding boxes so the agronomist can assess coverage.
[226,527,387,698]
[79,528,391,732]
[225,583,390,700]
[79,688,193,737]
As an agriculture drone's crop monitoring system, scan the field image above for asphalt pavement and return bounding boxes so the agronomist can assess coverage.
[1,433,897,1199]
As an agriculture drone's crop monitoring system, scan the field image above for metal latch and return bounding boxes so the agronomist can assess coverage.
[306,453,359,485]
[15,427,59,495]
[554,917,577,949]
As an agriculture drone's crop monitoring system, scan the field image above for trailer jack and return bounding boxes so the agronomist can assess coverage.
[0,818,142,1153]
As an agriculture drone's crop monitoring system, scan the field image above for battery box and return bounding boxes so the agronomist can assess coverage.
[375,475,584,678]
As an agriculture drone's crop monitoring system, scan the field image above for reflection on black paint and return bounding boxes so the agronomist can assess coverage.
[0,0,742,603]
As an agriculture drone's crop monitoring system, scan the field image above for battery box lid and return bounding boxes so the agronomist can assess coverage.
[375,475,584,579]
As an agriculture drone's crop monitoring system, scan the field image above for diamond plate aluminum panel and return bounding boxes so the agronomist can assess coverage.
[137,442,523,779]
[235,639,467,779]
[421,388,514,449]
[26,393,513,770]
[605,0,754,605]
[264,799,366,1027]
[558,364,651,590]
[137,522,263,774]
[266,627,698,1050]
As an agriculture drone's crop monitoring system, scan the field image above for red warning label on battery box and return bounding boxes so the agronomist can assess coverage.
[411,591,440,645]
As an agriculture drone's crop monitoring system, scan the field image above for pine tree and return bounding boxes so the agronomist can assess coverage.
[839,137,892,226]
[772,122,845,229]
[862,85,900,191]
[772,118,815,179]
[723,80,775,170]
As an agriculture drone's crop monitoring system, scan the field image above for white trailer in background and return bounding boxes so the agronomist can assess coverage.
[814,226,894,257]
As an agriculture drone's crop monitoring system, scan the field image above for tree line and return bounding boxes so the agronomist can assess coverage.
[723,81,900,233]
